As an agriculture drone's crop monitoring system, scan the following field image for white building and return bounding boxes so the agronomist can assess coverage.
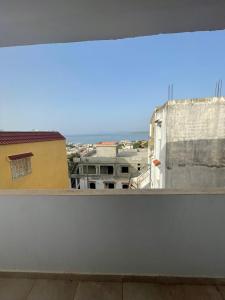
[149,97,225,189]
[72,142,148,189]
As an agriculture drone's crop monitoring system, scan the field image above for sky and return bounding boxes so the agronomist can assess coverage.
[0,29,225,135]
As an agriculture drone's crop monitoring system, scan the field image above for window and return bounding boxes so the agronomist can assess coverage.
[88,182,96,189]
[122,183,129,189]
[104,182,115,189]
[83,165,97,174]
[100,165,114,175]
[10,157,32,180]
[121,166,129,173]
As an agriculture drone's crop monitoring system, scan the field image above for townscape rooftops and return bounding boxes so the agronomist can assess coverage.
[96,141,118,147]
[0,131,65,145]
[81,148,148,162]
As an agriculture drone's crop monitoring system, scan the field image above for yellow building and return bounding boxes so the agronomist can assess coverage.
[0,131,69,189]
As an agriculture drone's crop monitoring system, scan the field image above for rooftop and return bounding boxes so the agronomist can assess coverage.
[80,148,148,162]
[96,141,118,147]
[154,96,225,113]
[0,131,65,145]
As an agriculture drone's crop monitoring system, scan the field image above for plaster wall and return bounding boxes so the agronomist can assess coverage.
[0,140,69,189]
[0,192,225,277]
[165,98,225,188]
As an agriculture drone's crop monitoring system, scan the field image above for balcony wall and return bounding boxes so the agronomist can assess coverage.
[0,190,225,277]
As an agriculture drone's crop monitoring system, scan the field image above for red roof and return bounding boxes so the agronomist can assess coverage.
[0,131,65,145]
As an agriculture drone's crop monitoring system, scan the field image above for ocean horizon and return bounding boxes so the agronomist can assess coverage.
[66,131,149,144]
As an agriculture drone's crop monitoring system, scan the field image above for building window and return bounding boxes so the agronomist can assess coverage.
[88,182,96,189]
[121,166,129,173]
[10,157,32,180]
[83,165,97,174]
[122,183,129,189]
[104,182,115,189]
[100,165,114,175]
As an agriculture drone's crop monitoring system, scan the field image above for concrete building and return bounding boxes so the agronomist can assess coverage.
[149,97,225,189]
[72,142,148,189]
[0,131,69,189]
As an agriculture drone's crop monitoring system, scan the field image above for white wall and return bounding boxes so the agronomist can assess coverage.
[151,108,167,189]
[0,191,225,277]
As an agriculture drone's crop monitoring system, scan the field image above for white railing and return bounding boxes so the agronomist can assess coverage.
[130,168,151,189]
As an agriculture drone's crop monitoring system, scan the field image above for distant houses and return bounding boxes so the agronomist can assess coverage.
[0,131,69,189]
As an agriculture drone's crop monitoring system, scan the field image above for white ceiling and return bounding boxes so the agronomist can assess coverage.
[0,0,225,47]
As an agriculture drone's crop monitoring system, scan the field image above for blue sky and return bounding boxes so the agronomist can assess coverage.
[0,29,224,134]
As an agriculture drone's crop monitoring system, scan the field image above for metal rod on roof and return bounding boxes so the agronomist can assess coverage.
[220,79,223,97]
[168,84,174,100]
[215,81,220,97]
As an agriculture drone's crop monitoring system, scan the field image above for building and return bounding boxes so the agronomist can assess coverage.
[0,131,69,189]
[72,141,148,189]
[149,97,225,189]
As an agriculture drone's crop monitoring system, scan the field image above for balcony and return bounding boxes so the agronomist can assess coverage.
[0,189,225,298]
[1,0,225,298]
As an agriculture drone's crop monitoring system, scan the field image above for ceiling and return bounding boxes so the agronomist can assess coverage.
[0,0,225,47]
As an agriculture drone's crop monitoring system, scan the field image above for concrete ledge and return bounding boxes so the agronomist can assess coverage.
[0,188,225,196]
[0,271,225,285]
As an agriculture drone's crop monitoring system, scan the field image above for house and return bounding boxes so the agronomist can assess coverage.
[72,141,148,189]
[0,131,69,189]
[149,97,225,189]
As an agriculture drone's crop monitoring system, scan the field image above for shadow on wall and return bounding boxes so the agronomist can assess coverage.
[165,138,225,189]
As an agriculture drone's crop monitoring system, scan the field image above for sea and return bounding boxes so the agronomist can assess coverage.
[66,131,149,144]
